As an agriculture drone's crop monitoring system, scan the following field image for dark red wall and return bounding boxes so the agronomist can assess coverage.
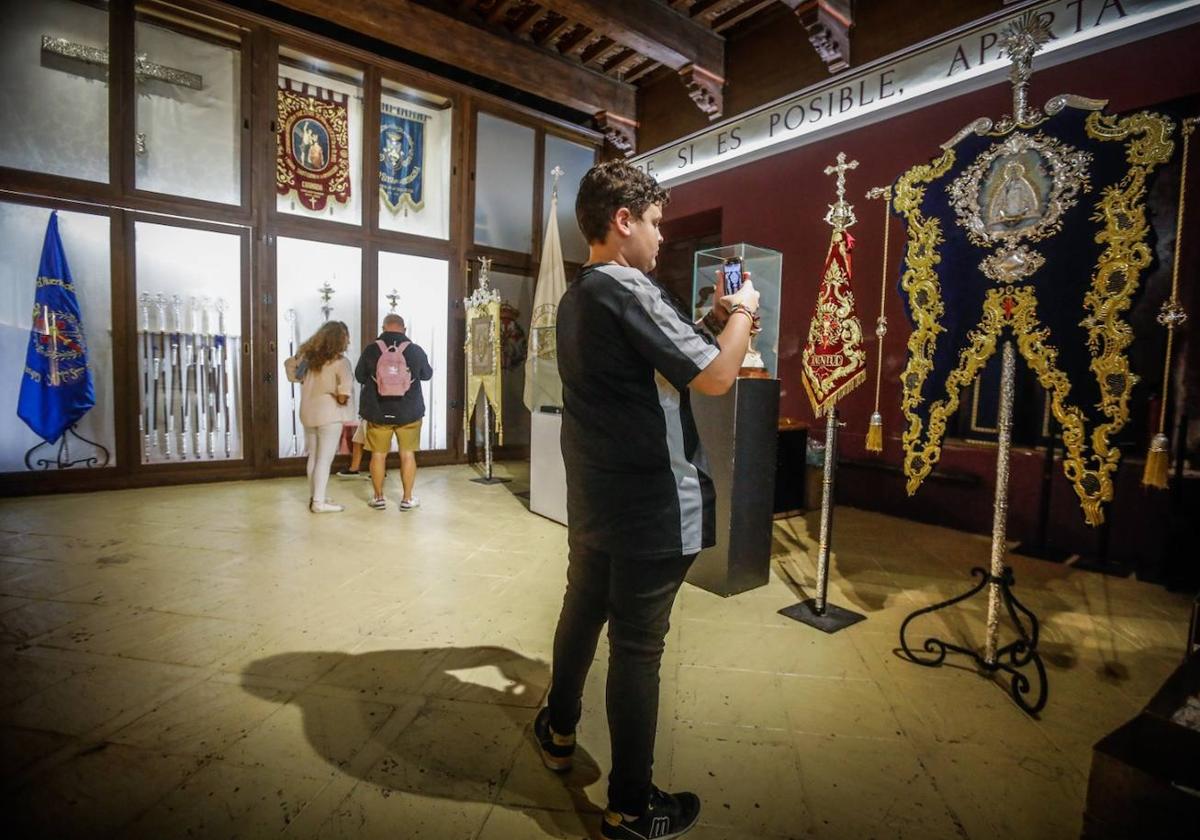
[664,23,1200,573]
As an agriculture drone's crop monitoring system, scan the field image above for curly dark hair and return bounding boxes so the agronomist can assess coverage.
[297,320,349,372]
[575,160,670,245]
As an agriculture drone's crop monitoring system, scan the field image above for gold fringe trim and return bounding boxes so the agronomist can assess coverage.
[804,368,866,418]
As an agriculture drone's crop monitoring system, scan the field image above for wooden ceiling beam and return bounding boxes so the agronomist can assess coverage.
[512,4,544,37]
[486,0,519,25]
[559,26,595,56]
[534,15,573,46]
[686,0,726,19]
[536,0,723,72]
[580,36,615,65]
[624,58,660,84]
[604,48,643,76]
[712,0,777,33]
[269,0,634,119]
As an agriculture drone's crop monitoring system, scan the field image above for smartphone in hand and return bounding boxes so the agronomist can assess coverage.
[722,258,744,296]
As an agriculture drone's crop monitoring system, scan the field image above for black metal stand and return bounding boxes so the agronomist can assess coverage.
[779,408,866,634]
[896,341,1047,716]
[24,424,111,470]
[782,600,867,633]
[898,565,1048,715]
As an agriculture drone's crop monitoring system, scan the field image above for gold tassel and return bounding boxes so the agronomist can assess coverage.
[865,185,893,455]
[865,411,883,452]
[1142,433,1170,489]
[1142,116,1195,489]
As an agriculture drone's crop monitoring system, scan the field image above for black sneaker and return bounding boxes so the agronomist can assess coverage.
[533,707,575,772]
[335,469,360,479]
[601,786,701,840]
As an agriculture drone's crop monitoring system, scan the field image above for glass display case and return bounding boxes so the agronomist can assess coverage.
[693,243,783,378]
[474,113,535,253]
[276,48,363,225]
[134,9,243,205]
[376,251,449,451]
[379,80,452,240]
[0,0,110,183]
[0,203,114,472]
[135,221,244,464]
[275,237,361,458]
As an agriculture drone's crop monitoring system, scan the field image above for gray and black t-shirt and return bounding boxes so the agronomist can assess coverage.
[558,262,720,559]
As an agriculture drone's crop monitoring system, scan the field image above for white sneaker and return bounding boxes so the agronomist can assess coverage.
[310,500,344,513]
[399,497,420,511]
[368,496,387,510]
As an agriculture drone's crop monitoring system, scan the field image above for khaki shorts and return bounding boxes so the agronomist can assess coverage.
[365,420,422,452]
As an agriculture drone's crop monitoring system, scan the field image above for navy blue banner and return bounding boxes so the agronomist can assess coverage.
[17,212,95,444]
[379,105,427,213]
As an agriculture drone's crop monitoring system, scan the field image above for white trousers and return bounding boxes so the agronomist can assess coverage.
[305,422,342,505]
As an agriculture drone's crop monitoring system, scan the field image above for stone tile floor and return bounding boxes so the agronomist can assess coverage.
[0,463,1191,838]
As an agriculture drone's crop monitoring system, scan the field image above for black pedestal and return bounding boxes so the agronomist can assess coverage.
[688,378,780,597]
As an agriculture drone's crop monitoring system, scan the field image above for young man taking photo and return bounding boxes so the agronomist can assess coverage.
[534,160,759,839]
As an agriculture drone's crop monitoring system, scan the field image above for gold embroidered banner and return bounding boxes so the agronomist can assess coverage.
[893,104,1174,526]
[801,229,867,416]
[463,263,504,447]
[276,81,352,211]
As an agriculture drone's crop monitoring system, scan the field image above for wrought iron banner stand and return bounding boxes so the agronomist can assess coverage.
[25,425,111,470]
[780,405,866,632]
[898,340,1048,715]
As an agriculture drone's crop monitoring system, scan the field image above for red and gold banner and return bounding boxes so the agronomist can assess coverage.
[800,230,867,416]
[275,81,351,211]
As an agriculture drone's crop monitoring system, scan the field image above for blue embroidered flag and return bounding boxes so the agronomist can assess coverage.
[379,104,426,213]
[17,212,95,444]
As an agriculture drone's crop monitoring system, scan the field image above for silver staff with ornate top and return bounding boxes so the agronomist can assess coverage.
[159,294,175,460]
[781,152,867,633]
[216,298,232,459]
[285,308,300,457]
[138,293,153,462]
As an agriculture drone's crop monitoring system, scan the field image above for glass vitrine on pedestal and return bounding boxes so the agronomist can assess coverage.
[693,243,783,378]
[690,243,783,595]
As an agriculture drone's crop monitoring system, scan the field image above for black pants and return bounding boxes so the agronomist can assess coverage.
[546,543,695,814]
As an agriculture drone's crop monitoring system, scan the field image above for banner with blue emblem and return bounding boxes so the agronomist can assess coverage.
[17,212,96,444]
[379,103,427,214]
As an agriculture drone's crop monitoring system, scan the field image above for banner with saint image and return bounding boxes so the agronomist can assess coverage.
[379,103,427,214]
[276,80,352,211]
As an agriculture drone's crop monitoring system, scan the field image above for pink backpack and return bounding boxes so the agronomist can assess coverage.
[374,340,413,396]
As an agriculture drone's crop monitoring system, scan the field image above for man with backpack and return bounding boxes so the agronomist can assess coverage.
[354,314,433,511]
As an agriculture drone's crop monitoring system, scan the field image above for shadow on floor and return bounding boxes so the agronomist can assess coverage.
[242,646,601,838]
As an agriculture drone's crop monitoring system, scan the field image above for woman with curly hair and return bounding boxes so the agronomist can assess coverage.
[295,320,355,513]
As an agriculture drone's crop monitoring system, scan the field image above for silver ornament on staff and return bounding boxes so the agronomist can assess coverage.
[319,281,335,322]
[215,298,233,459]
[138,292,154,462]
[161,294,176,460]
[174,295,191,460]
[779,152,867,634]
